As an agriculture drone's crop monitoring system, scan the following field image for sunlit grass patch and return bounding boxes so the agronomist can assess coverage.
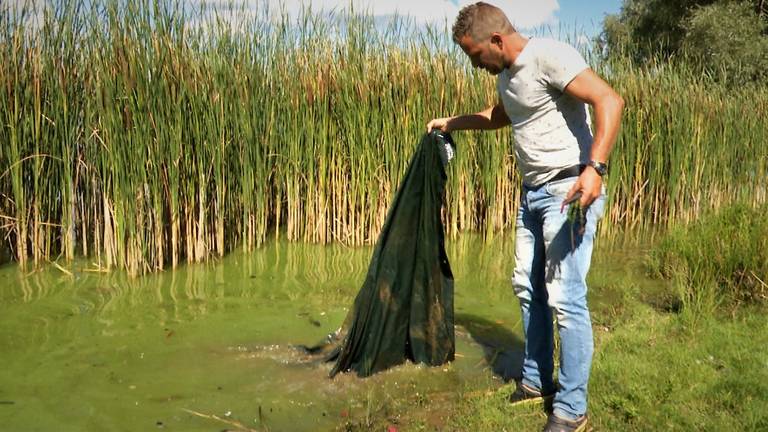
[647,203,768,317]
[449,284,768,431]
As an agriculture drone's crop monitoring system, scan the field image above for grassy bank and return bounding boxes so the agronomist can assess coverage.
[335,241,768,431]
[446,307,768,431]
[2,1,767,274]
[646,202,768,328]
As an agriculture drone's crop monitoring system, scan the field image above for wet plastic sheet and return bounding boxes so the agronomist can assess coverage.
[304,130,456,378]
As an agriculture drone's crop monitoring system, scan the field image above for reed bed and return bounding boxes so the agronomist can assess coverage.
[602,58,768,239]
[1,1,766,274]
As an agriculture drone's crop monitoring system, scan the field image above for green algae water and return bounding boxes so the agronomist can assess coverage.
[0,235,642,431]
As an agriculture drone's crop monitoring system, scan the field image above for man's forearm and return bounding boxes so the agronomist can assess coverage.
[448,104,510,131]
[589,92,624,163]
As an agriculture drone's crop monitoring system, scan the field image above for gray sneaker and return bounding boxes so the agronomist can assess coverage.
[541,413,588,432]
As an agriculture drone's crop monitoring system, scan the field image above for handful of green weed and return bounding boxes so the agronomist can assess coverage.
[564,192,586,232]
[566,200,586,249]
[567,200,586,228]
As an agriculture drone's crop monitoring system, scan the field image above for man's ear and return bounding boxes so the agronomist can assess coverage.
[490,33,503,48]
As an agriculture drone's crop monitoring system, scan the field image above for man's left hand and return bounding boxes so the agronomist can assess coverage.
[562,167,602,212]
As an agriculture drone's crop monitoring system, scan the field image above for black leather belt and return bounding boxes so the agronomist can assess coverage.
[527,164,584,189]
[550,164,584,182]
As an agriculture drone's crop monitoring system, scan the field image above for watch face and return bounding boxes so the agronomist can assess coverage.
[591,161,607,176]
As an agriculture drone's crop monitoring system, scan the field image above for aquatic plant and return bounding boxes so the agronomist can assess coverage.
[1,1,766,274]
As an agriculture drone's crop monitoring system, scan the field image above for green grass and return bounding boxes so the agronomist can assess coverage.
[443,306,768,432]
[647,202,768,318]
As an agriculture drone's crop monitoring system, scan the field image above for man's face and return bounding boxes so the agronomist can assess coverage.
[458,34,505,75]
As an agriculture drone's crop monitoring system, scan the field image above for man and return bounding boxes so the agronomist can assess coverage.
[427,3,624,431]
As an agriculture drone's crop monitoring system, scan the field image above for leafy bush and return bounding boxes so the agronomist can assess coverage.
[601,0,768,85]
[681,2,768,85]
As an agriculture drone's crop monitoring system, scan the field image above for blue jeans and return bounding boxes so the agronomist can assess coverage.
[512,177,606,420]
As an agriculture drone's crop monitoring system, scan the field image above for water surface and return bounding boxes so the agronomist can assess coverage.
[0,235,644,431]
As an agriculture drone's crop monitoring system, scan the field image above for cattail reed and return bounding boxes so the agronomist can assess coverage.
[1,1,766,275]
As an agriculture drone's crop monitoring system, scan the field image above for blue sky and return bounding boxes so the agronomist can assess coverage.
[557,0,623,41]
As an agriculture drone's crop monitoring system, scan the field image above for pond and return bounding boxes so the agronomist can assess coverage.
[0,234,647,431]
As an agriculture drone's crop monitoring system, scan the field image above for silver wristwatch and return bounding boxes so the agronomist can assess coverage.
[588,160,608,176]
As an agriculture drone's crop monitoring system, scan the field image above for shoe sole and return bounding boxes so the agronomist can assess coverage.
[573,419,588,432]
[509,393,554,407]
[543,416,589,432]
[567,416,589,432]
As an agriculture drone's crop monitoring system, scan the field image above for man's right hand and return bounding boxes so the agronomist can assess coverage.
[426,117,453,133]
[427,104,508,133]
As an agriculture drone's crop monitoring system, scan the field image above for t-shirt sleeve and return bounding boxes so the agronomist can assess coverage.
[538,40,589,91]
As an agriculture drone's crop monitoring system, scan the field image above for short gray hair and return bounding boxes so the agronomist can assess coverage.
[452,2,516,44]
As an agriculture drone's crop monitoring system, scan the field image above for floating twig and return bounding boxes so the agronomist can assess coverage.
[182,408,265,432]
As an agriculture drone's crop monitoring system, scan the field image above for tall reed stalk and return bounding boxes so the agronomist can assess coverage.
[1,1,766,274]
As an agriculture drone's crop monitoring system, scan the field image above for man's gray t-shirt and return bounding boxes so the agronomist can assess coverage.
[496,38,593,187]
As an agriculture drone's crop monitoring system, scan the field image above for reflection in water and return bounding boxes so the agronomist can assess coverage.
[1,240,381,335]
[2,235,526,353]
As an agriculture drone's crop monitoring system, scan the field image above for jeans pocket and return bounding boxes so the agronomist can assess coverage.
[544,177,578,198]
[590,193,607,221]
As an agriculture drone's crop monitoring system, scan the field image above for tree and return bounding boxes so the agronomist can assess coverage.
[681,2,768,84]
[601,0,768,84]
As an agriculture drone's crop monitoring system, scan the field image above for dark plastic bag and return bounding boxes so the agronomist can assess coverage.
[303,130,456,378]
